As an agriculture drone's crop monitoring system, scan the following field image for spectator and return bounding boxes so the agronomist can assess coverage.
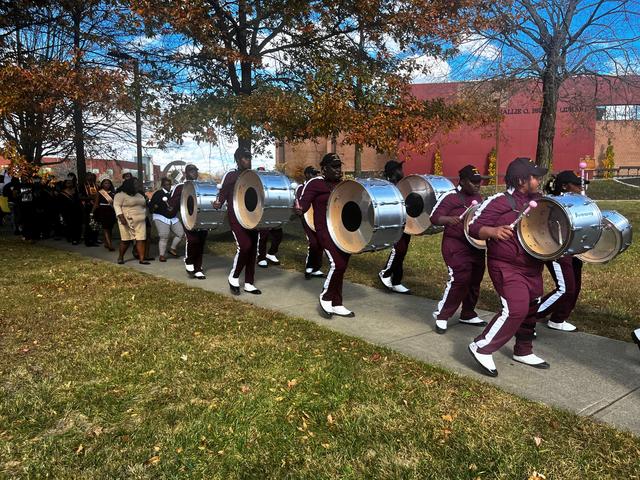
[2,177,21,235]
[82,172,100,246]
[149,177,184,262]
[113,177,149,265]
[58,178,83,245]
[93,179,117,251]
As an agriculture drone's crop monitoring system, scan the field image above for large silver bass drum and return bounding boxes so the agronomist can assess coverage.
[233,170,296,229]
[518,193,602,261]
[577,210,632,264]
[396,175,455,235]
[327,178,406,254]
[180,181,228,231]
[463,204,486,250]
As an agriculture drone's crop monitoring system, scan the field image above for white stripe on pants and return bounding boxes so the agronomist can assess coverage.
[154,220,185,256]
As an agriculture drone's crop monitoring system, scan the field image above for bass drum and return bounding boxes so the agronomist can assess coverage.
[233,170,296,230]
[517,193,602,261]
[304,206,315,232]
[327,178,406,254]
[180,181,228,231]
[463,204,486,250]
[577,210,632,264]
[396,175,455,235]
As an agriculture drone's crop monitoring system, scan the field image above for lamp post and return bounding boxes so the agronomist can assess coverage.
[108,50,143,182]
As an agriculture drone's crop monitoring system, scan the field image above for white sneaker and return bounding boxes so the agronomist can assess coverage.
[391,284,411,294]
[435,319,448,334]
[319,298,334,318]
[266,254,280,264]
[333,305,355,317]
[228,273,240,288]
[194,271,206,280]
[459,316,487,326]
[185,263,195,273]
[378,271,393,289]
[468,342,498,377]
[305,268,313,274]
[513,353,550,369]
[244,283,262,294]
[632,328,640,351]
[310,270,324,277]
[257,260,268,268]
[548,320,577,332]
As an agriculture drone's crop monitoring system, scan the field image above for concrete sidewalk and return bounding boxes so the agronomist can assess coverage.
[44,240,640,435]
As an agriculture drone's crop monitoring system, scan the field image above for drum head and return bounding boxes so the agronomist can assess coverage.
[327,181,375,254]
[233,170,266,229]
[181,181,198,231]
[464,204,486,250]
[519,198,571,260]
[396,175,454,235]
[304,206,315,232]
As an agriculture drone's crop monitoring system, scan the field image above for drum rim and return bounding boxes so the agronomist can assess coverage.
[463,203,486,250]
[396,174,455,235]
[577,210,631,263]
[180,180,226,231]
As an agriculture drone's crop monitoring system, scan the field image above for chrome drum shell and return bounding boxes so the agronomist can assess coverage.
[577,210,632,264]
[233,170,296,230]
[180,181,228,231]
[327,178,406,254]
[396,174,456,235]
[517,193,603,261]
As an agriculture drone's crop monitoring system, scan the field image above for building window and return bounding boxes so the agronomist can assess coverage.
[596,105,640,121]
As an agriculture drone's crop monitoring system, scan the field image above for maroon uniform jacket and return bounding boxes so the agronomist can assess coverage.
[217,170,240,225]
[430,189,484,264]
[468,189,543,272]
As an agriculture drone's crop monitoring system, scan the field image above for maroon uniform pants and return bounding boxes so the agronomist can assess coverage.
[230,223,258,284]
[257,228,283,261]
[318,229,350,306]
[381,233,411,285]
[185,229,208,273]
[434,253,485,321]
[537,256,583,322]
[474,260,543,356]
[303,220,323,272]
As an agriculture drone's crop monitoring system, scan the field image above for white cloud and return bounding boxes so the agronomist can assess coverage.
[458,34,500,61]
[405,55,451,84]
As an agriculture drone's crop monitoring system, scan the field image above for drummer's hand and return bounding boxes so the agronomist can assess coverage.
[490,225,513,241]
[444,216,462,226]
[212,200,221,209]
[294,207,303,216]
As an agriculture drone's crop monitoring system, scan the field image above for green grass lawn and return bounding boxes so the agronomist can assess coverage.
[1,238,639,478]
[207,200,638,343]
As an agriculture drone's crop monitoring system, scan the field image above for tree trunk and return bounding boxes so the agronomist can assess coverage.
[72,9,86,186]
[354,143,362,176]
[535,68,561,171]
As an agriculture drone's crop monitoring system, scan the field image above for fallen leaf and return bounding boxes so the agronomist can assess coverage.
[145,455,160,466]
[287,379,298,388]
[275,396,284,402]
[533,436,543,447]
[327,414,334,425]
[176,447,183,453]
[153,445,161,452]
[321,443,330,449]
[180,354,188,361]
[240,385,250,394]
[442,414,454,422]
[370,352,381,362]
[527,472,546,480]
[75,444,84,455]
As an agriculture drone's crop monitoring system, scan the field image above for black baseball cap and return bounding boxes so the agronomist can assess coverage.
[556,170,589,185]
[506,157,548,178]
[185,164,198,172]
[459,164,482,182]
[304,166,319,176]
[384,160,405,177]
[320,153,343,167]
[234,147,252,160]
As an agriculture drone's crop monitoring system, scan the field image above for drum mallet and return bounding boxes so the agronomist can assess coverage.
[579,161,588,195]
[509,201,537,229]
[458,200,479,220]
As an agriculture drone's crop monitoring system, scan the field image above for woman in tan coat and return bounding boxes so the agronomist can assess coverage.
[113,178,149,264]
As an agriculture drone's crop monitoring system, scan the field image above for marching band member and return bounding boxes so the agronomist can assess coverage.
[257,228,283,267]
[378,160,412,294]
[430,165,486,333]
[169,164,208,279]
[536,171,587,332]
[467,157,548,376]
[296,153,354,317]
[150,177,184,262]
[213,147,261,295]
[297,166,324,279]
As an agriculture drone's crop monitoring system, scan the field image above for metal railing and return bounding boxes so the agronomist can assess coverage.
[592,166,640,178]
